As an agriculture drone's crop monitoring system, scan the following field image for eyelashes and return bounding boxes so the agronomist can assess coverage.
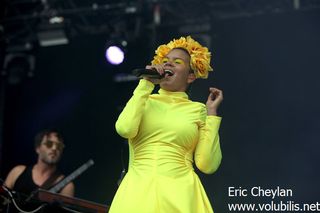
[161,58,185,65]
[174,59,184,64]
[162,58,168,63]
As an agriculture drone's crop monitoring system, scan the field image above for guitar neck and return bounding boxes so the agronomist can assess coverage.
[49,159,94,193]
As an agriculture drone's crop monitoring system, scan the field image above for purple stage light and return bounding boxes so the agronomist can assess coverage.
[105,46,124,65]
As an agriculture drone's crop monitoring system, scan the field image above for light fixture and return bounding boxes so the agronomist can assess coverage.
[105,39,127,65]
[3,53,35,85]
[37,30,69,47]
[37,20,69,47]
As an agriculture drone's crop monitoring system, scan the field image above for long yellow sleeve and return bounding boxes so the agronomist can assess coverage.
[194,113,222,174]
[115,79,154,139]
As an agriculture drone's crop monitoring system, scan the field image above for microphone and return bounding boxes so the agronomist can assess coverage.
[132,68,173,79]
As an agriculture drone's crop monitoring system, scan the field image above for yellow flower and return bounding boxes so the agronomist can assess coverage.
[151,36,213,79]
[155,45,171,58]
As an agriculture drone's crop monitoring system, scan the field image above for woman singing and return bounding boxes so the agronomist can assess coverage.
[110,36,223,213]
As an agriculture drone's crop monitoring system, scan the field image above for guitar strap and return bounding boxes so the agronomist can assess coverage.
[25,170,62,202]
[40,170,61,191]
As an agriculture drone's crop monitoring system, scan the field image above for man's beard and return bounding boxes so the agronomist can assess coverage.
[40,153,61,165]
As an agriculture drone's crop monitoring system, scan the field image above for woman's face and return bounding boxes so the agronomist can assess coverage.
[160,48,196,92]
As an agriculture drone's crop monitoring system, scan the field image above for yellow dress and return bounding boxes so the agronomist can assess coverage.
[110,79,222,213]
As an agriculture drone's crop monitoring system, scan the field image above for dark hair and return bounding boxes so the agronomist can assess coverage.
[34,129,64,148]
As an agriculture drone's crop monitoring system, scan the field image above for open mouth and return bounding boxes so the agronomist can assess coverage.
[164,69,174,76]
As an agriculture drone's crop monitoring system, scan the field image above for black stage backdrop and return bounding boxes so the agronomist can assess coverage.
[1,10,320,212]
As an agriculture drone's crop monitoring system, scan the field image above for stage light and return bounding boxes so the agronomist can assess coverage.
[105,40,127,65]
[2,53,35,85]
[37,21,69,47]
[105,46,124,65]
[37,29,69,47]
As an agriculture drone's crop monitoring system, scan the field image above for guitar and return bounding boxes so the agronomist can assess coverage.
[49,159,94,193]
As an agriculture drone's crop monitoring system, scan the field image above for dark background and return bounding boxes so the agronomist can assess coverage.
[1,1,320,212]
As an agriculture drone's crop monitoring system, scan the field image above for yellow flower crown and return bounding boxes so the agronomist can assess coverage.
[151,36,213,79]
